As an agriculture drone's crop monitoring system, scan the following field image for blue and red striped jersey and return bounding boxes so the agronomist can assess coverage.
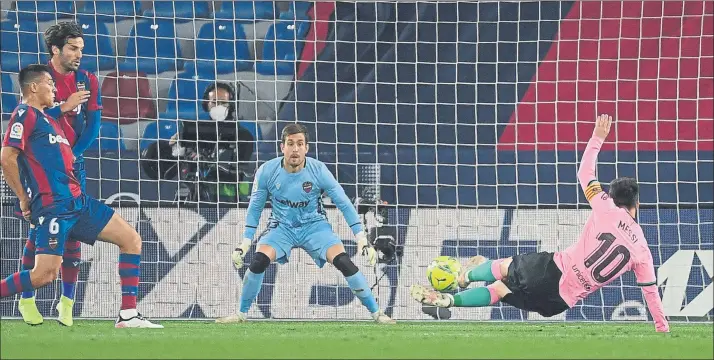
[48,62,102,147]
[2,104,81,215]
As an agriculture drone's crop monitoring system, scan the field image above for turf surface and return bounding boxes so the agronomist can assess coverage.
[1,320,711,359]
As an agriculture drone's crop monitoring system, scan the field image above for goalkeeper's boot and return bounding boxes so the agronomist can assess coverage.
[215,312,248,323]
[371,310,396,324]
[457,255,489,289]
[19,297,43,326]
[410,284,454,308]
[115,309,164,328]
[55,295,74,326]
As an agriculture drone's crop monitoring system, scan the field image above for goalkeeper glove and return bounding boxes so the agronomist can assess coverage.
[356,231,377,267]
[232,238,252,269]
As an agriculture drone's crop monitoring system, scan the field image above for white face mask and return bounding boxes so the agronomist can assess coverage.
[209,105,229,121]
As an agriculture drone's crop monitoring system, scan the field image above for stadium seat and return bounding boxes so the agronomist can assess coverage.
[89,121,127,152]
[1,71,18,120]
[78,1,141,20]
[118,20,184,74]
[159,71,215,121]
[76,17,116,72]
[101,71,157,124]
[184,21,252,77]
[280,2,312,20]
[6,1,75,22]
[215,1,275,21]
[255,20,311,75]
[140,119,178,151]
[0,22,49,73]
[143,2,210,21]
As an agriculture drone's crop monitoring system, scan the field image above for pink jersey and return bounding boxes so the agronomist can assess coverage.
[552,136,669,332]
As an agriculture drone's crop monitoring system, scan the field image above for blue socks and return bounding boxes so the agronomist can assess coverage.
[239,270,265,313]
[62,282,76,300]
[346,272,379,313]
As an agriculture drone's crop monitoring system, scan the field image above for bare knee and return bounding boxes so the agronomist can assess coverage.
[120,231,142,254]
[489,280,512,299]
[499,257,513,279]
[30,265,60,287]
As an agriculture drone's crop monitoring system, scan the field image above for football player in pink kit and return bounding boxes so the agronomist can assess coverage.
[411,114,669,332]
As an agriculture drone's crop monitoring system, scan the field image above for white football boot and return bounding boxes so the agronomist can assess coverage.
[457,255,489,288]
[114,309,164,328]
[215,312,248,323]
[371,310,396,324]
[410,284,454,308]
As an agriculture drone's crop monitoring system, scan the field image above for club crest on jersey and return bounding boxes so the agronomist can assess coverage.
[9,123,23,139]
[48,134,70,146]
[49,238,58,250]
[76,81,86,92]
[302,181,313,193]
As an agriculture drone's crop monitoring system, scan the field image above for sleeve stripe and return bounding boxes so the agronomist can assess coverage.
[349,222,361,228]
[584,182,603,201]
[637,281,657,287]
[245,225,257,229]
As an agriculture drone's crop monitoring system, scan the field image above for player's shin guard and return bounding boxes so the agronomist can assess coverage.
[239,270,265,313]
[21,234,36,299]
[1,270,33,298]
[345,272,380,314]
[61,240,81,300]
[452,286,500,307]
[467,259,504,282]
[118,253,140,310]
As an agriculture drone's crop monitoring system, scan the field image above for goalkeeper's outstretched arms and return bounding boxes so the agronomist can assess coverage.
[633,249,670,332]
[578,114,614,212]
[316,161,377,266]
[233,164,270,268]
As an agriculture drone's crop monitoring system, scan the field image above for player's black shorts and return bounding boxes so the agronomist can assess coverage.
[501,251,570,317]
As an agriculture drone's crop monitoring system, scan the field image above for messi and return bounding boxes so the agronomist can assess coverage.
[49,134,70,145]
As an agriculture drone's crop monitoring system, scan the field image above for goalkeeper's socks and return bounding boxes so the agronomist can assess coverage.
[61,240,82,301]
[118,253,140,310]
[21,236,36,299]
[467,259,504,282]
[1,270,33,298]
[239,270,265,313]
[452,286,500,307]
[345,272,379,313]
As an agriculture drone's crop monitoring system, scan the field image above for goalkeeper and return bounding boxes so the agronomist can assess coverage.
[411,114,669,333]
[217,124,395,324]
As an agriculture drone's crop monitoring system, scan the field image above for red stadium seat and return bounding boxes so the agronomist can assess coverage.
[101,71,156,124]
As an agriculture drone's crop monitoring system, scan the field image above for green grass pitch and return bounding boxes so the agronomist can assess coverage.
[1,320,712,359]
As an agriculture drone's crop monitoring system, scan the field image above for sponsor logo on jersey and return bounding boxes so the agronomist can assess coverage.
[9,123,23,139]
[49,134,70,145]
[275,197,309,208]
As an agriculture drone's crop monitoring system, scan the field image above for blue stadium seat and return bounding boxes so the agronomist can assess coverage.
[7,1,75,22]
[1,72,18,120]
[89,122,127,152]
[140,119,178,151]
[143,2,210,20]
[159,71,215,121]
[118,20,184,74]
[215,1,275,21]
[184,21,252,77]
[0,22,49,72]
[76,17,116,72]
[255,20,311,75]
[78,1,141,20]
[280,2,311,20]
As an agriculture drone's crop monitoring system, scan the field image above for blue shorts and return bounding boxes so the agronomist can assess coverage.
[257,221,342,268]
[34,194,115,256]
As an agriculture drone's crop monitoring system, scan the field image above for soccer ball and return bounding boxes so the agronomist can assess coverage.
[426,256,462,291]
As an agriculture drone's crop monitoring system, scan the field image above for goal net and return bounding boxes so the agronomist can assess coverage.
[0,0,712,322]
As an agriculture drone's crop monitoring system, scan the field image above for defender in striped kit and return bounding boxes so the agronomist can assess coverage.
[0,64,161,329]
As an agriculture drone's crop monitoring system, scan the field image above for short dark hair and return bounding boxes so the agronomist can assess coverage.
[609,177,639,210]
[44,21,83,57]
[281,123,309,143]
[201,82,237,113]
[19,64,52,90]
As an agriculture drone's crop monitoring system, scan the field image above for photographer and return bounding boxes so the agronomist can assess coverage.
[141,82,255,204]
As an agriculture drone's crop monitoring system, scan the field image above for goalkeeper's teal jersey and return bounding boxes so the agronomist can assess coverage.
[243,156,363,240]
